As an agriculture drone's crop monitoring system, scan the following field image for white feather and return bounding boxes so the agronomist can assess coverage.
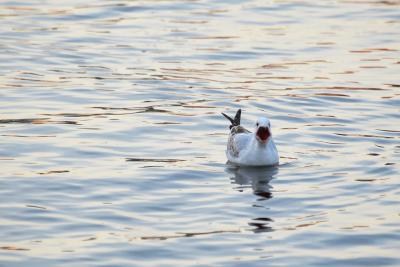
[225,117,279,167]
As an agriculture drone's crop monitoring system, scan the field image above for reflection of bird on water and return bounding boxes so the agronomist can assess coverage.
[227,165,278,233]
[227,165,278,199]
[221,109,279,167]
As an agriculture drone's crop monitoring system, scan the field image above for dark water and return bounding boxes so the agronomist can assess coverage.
[1,0,399,266]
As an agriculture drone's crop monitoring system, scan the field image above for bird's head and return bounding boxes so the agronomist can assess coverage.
[255,117,272,144]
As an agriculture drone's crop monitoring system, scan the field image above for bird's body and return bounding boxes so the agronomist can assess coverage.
[222,109,279,167]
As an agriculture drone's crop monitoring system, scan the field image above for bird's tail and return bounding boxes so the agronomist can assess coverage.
[221,109,241,129]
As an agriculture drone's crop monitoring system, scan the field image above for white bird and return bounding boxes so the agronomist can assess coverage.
[222,109,279,167]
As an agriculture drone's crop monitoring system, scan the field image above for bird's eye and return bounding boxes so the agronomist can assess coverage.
[256,122,259,127]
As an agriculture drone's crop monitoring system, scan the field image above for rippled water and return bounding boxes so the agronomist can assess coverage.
[1,0,400,266]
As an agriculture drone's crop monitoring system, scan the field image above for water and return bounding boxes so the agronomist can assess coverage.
[1,0,399,266]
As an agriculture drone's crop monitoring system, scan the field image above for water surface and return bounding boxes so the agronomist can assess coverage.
[1,0,399,266]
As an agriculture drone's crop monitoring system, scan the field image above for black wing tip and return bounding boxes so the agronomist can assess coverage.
[233,109,241,125]
[221,112,233,123]
[222,109,242,128]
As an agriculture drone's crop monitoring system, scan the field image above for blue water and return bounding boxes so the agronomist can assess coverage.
[1,0,399,266]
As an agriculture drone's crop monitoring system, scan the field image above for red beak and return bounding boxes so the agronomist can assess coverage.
[256,127,270,143]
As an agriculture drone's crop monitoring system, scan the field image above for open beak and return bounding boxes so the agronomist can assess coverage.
[256,127,271,143]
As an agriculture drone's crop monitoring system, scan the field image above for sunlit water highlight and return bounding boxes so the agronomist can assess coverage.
[1,0,399,266]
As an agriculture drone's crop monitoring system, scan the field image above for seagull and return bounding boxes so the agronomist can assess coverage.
[222,109,279,167]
